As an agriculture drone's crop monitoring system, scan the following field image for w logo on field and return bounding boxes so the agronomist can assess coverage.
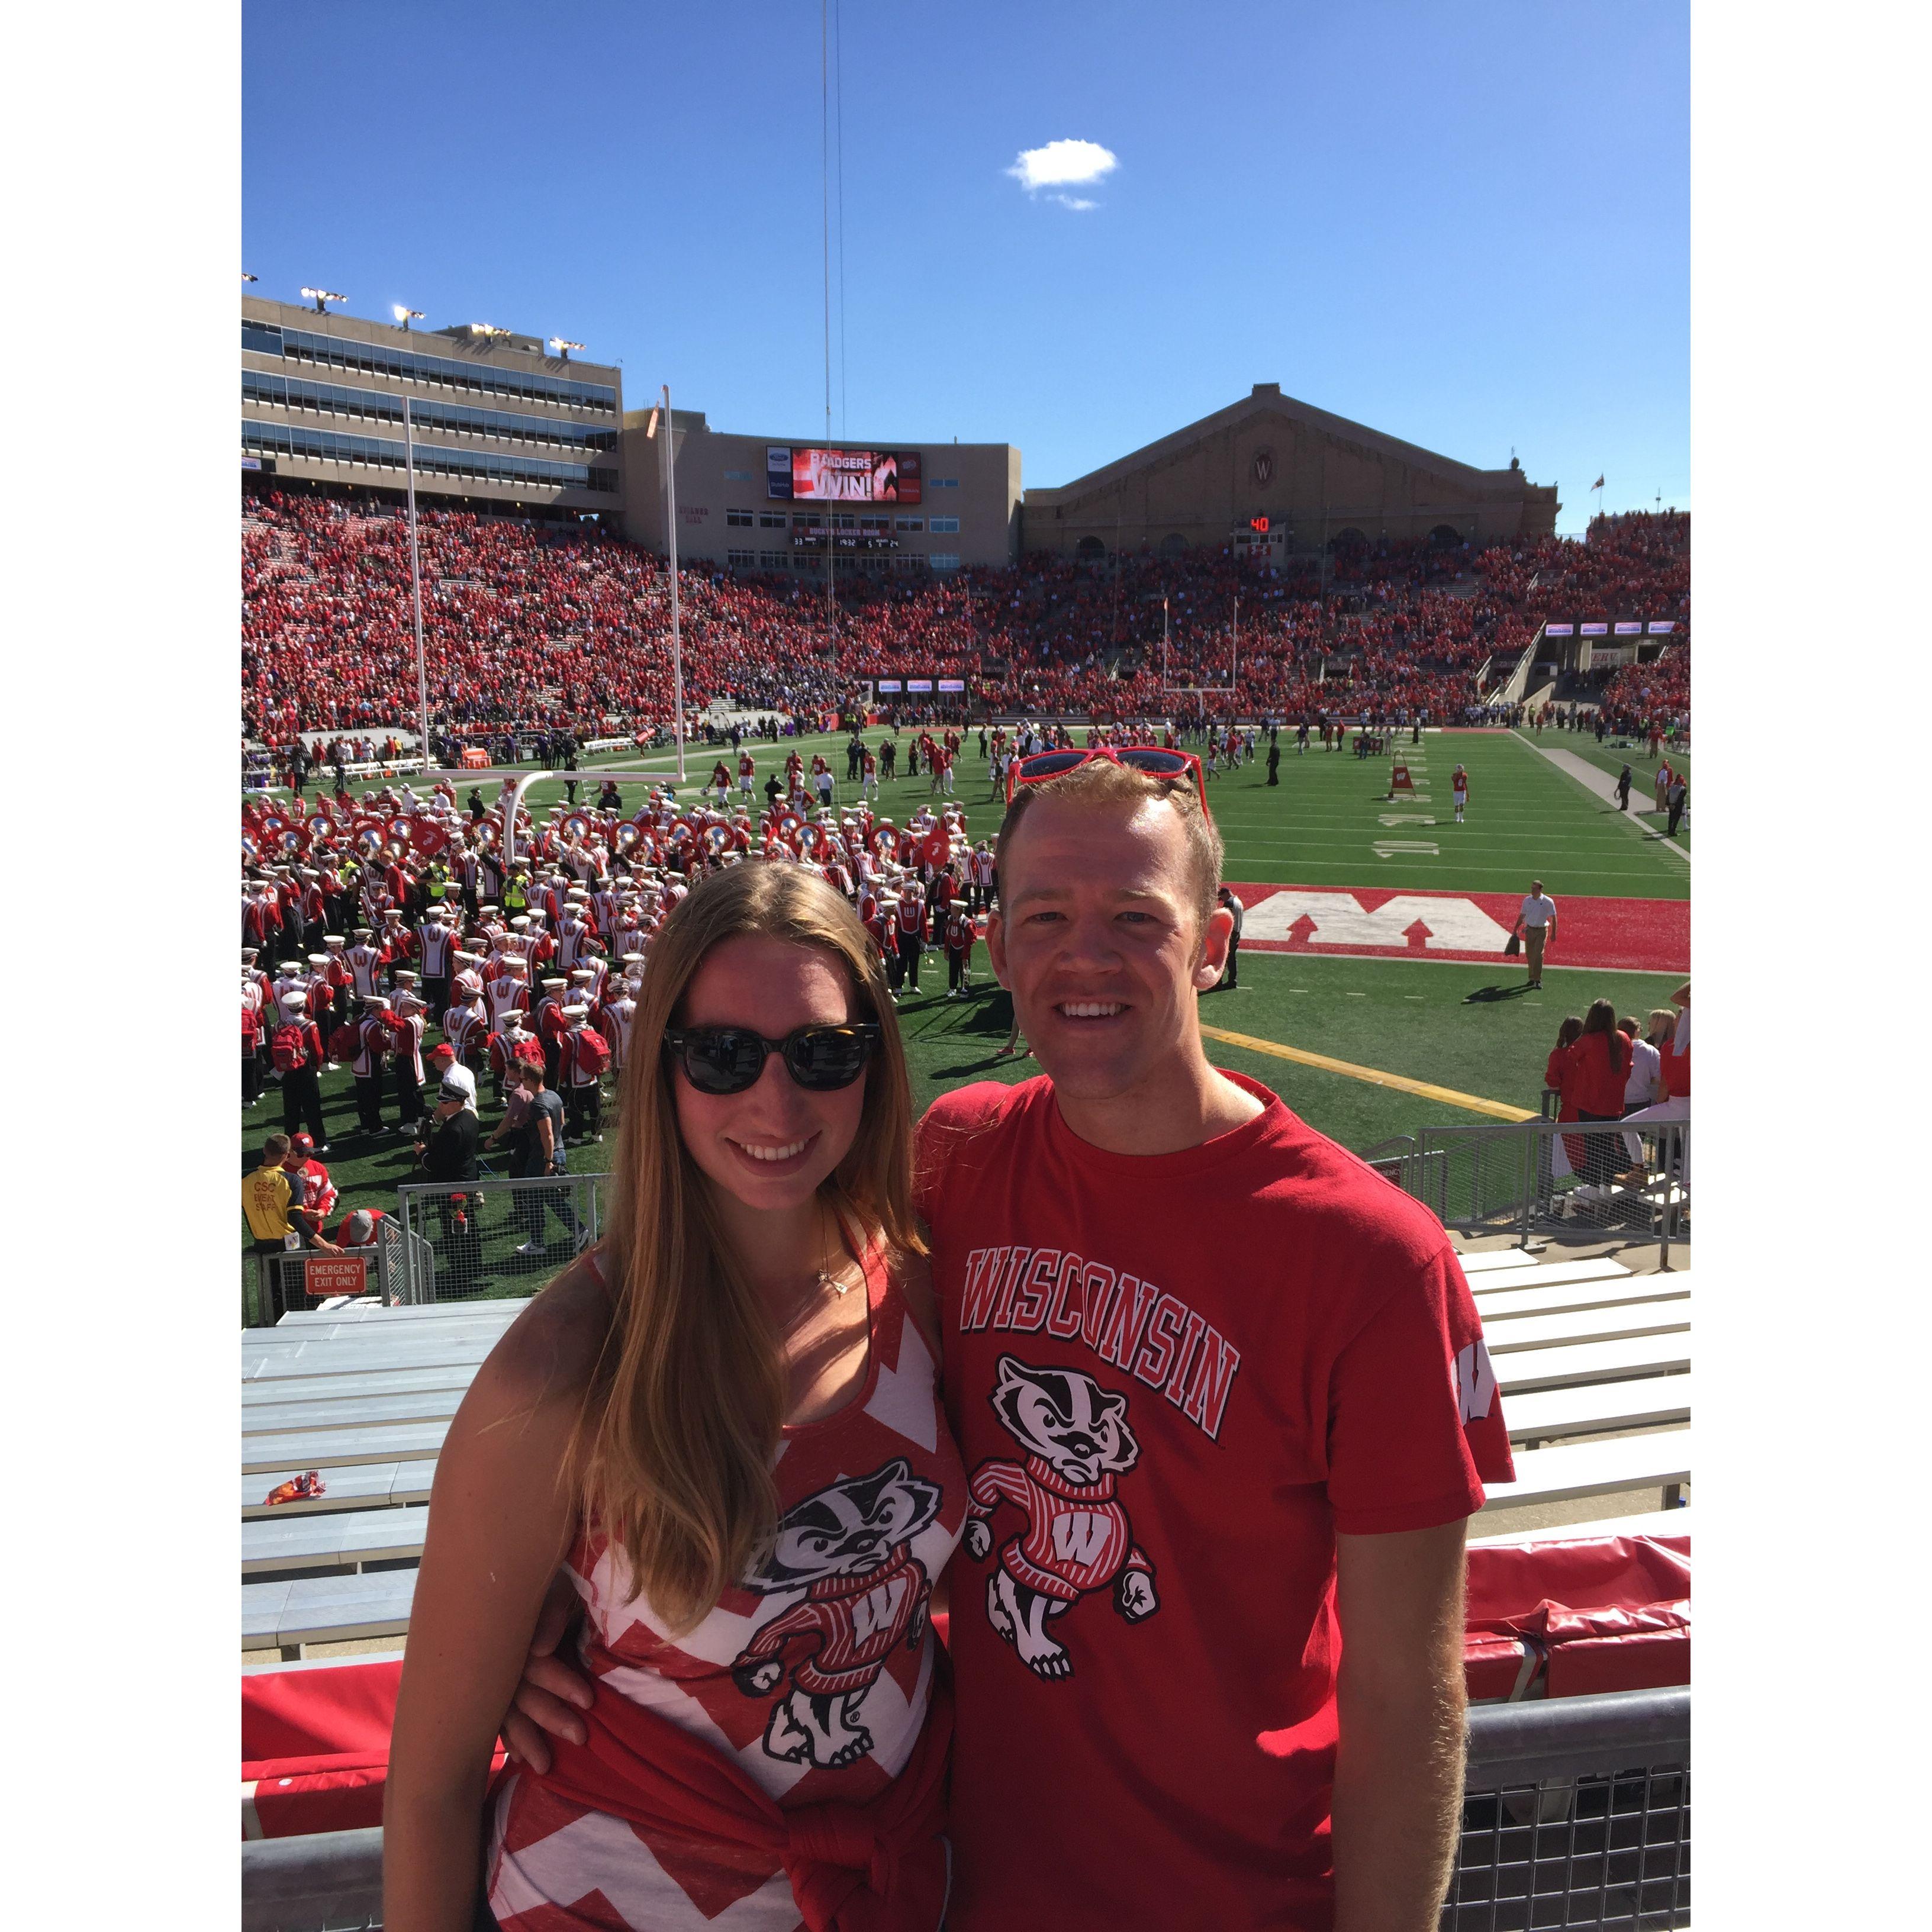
[1456,1340,1498,1424]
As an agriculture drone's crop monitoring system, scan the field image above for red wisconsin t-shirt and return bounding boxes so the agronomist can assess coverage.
[916,1072,1513,1932]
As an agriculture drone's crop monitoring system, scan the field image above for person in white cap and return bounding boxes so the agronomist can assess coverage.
[271,990,329,1146]
[487,1006,542,1109]
[534,976,571,1089]
[443,984,489,1076]
[380,907,415,990]
[568,959,607,1016]
[558,1002,611,1142]
[485,953,531,1041]
[350,992,393,1135]
[346,927,384,1003]
[417,903,458,1021]
[269,954,309,1028]
[555,900,595,974]
[321,935,354,1046]
[598,976,637,1080]
[389,989,429,1135]
[242,968,267,1107]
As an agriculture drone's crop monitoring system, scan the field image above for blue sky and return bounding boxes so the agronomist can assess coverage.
[243,1,1687,530]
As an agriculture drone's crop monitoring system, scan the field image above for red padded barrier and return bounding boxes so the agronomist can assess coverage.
[242,1659,505,1839]
[1463,1532,1689,1702]
[241,1533,1688,1835]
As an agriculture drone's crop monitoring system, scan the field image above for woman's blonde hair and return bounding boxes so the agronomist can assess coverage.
[574,861,920,1632]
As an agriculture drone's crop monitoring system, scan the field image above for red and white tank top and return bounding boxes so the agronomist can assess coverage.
[487,1232,966,1931]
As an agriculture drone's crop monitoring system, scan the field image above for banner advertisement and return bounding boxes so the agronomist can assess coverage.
[876,680,903,693]
[1648,620,1677,633]
[1580,622,1609,636]
[1614,621,1643,635]
[907,678,934,692]
[937,678,965,692]
[1545,623,1574,636]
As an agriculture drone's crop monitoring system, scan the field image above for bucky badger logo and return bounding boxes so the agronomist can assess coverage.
[963,1355,1158,1680]
[730,1457,942,1769]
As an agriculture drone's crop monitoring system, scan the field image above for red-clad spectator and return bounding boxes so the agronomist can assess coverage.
[1544,1013,1587,1178]
[1564,1000,1633,1187]
[281,1133,339,1244]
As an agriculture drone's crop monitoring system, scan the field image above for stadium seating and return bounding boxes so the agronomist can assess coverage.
[1477,1434,1691,1515]
[241,490,1692,748]
[240,1263,1691,1656]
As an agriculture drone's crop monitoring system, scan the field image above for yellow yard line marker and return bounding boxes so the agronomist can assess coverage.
[1199,1023,1537,1122]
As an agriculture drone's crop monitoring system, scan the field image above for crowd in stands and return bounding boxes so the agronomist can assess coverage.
[1596,651,1691,738]
[242,488,1691,748]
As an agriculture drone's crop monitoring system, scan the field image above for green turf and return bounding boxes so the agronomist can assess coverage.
[481,724,1687,901]
[242,938,1676,1315]
[1534,730,1692,850]
[247,726,1687,1312]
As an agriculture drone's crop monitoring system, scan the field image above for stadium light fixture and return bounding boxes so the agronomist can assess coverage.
[549,337,584,362]
[300,287,347,314]
[659,382,687,785]
[401,397,430,780]
[393,305,425,331]
[466,322,511,340]
[242,272,258,283]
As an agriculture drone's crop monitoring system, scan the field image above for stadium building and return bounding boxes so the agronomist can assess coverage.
[1022,383,1559,564]
[620,412,1022,578]
[241,295,624,521]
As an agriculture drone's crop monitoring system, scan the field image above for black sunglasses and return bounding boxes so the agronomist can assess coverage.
[661,1022,881,1095]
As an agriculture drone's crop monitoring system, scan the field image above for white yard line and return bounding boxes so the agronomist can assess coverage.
[1513,733,1690,863]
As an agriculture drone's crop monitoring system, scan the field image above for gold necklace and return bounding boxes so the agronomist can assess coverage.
[814,1206,855,1296]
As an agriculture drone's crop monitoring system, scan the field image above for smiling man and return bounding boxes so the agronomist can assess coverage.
[917,752,1514,1932]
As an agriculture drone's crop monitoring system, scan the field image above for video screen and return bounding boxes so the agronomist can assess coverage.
[768,446,921,504]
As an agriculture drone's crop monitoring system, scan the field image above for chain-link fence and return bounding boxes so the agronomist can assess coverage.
[1445,1687,1689,1931]
[394,1173,604,1302]
[244,1219,433,1329]
[1363,1117,1689,1267]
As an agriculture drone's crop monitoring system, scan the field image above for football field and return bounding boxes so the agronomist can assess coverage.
[247,726,1688,1295]
[527,722,1687,904]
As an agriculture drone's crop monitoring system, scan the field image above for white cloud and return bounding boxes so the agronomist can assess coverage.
[1006,139,1118,206]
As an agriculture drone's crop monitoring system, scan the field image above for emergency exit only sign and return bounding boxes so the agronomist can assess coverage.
[303,1255,368,1301]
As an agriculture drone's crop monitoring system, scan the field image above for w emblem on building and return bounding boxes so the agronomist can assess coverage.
[1252,449,1274,486]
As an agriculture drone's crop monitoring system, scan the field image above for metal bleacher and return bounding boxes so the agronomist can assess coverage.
[240,1250,1692,1660]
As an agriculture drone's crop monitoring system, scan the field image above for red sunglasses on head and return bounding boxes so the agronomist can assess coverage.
[1004,745,1212,819]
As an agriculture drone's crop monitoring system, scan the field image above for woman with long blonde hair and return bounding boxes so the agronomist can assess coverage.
[385,861,965,1932]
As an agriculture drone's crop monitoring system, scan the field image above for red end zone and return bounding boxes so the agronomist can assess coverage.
[1227,884,1688,974]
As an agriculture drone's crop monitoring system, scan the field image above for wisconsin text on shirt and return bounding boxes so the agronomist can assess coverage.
[955,1245,1242,1441]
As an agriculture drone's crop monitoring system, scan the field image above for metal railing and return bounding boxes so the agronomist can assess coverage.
[237,1686,1689,1932]
[1446,1687,1689,1930]
[394,1173,603,1302]
[244,1219,432,1329]
[1362,1116,1689,1268]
